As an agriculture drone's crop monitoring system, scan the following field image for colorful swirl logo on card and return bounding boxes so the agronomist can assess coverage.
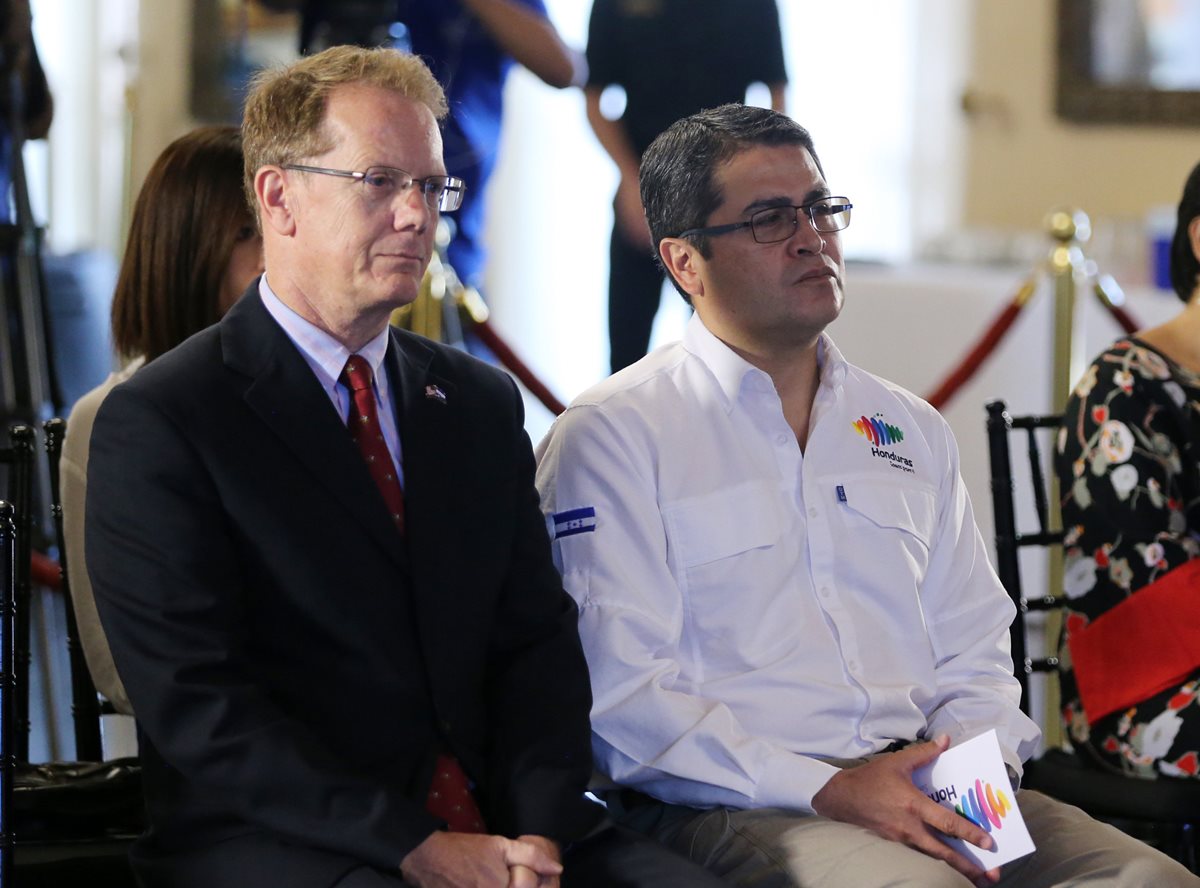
[851,414,904,447]
[955,778,1012,832]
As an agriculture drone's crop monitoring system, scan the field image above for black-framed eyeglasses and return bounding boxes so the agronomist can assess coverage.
[678,196,852,244]
[281,164,466,212]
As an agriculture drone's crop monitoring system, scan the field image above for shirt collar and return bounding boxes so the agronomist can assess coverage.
[682,313,849,412]
[258,275,392,386]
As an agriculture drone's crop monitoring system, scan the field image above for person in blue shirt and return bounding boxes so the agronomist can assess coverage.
[400,0,581,290]
[280,0,583,291]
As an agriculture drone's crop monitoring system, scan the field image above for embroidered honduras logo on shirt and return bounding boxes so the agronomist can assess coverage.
[851,412,915,474]
[553,507,596,539]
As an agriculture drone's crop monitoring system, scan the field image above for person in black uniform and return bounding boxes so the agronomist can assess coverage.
[585,0,787,372]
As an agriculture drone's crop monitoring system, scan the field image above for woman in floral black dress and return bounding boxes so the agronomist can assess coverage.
[1056,162,1200,780]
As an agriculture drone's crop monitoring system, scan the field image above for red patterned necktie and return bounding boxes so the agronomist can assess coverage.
[427,752,486,833]
[341,355,405,533]
[340,355,485,833]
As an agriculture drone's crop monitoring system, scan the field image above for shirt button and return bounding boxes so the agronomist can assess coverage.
[819,586,830,597]
[848,660,859,672]
[809,507,819,518]
[775,433,788,446]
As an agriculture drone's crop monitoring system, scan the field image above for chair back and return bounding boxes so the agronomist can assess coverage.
[1,422,141,884]
[0,426,33,764]
[984,400,1064,714]
[1,500,15,886]
[42,420,102,761]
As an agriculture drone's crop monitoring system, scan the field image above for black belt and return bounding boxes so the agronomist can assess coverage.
[614,788,662,811]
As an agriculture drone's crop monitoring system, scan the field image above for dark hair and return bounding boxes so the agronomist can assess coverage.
[111,126,249,362]
[639,104,822,301]
[1170,160,1200,303]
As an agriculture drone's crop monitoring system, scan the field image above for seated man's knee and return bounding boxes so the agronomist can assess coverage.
[1106,853,1200,888]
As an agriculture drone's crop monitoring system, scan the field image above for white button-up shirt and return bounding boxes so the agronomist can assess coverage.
[535,314,1040,813]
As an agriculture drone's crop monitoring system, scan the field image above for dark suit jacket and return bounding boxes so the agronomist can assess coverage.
[85,286,603,887]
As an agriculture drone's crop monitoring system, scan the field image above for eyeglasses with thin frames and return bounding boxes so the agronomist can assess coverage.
[678,196,852,244]
[281,164,466,212]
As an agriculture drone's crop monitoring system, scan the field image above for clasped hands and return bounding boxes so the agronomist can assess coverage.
[400,830,562,888]
[811,734,1001,888]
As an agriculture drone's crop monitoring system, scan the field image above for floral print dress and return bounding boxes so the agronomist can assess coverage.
[1056,337,1200,780]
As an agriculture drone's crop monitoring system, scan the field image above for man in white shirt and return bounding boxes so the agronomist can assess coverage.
[535,104,1198,887]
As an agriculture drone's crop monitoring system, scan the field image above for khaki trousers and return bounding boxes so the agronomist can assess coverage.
[610,789,1199,887]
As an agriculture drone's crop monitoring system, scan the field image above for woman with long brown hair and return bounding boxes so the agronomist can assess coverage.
[60,126,263,715]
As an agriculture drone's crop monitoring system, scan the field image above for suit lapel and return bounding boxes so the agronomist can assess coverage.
[221,292,407,569]
[386,329,463,647]
[386,328,456,568]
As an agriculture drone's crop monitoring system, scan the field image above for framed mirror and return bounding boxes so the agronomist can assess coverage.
[1057,0,1200,125]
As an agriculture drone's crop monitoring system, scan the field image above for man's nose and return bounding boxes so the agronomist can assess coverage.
[791,210,826,253]
[392,182,432,230]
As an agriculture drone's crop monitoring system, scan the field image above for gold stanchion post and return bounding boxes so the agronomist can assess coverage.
[1044,208,1090,412]
[1040,207,1093,748]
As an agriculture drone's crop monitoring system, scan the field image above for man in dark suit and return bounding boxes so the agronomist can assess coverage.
[85,45,722,888]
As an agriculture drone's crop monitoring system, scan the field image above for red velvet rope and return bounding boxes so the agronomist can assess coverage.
[1107,303,1141,336]
[925,300,1025,411]
[923,280,1144,412]
[469,318,568,416]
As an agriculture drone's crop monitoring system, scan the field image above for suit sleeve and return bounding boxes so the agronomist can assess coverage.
[479,375,603,841]
[86,383,439,871]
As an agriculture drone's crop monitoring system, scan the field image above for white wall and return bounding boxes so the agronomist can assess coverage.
[33,0,138,256]
[484,0,974,444]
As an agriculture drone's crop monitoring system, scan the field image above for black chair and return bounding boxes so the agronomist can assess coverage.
[0,421,142,887]
[1,499,18,887]
[42,418,103,761]
[0,425,34,765]
[985,398,1200,873]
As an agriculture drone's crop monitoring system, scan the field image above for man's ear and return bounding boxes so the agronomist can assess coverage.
[1189,214,1200,263]
[659,237,704,301]
[255,166,296,237]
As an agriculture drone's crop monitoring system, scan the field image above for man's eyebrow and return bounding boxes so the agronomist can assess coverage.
[741,187,832,216]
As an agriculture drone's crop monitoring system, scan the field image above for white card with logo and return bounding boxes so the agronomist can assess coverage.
[910,729,1036,869]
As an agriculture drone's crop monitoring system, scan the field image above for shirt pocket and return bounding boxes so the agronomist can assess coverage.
[833,478,937,550]
[663,482,795,669]
[666,480,784,568]
[824,476,938,623]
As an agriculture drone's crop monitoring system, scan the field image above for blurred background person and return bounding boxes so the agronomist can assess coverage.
[264,0,584,295]
[398,0,582,295]
[0,0,52,218]
[0,0,54,427]
[59,125,263,717]
[584,0,786,373]
[1056,159,1200,781]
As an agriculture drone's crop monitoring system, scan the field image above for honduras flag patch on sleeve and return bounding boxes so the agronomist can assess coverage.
[553,506,597,539]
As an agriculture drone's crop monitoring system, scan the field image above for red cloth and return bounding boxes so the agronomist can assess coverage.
[426,753,486,833]
[341,356,485,833]
[341,355,405,533]
[1067,559,1200,724]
